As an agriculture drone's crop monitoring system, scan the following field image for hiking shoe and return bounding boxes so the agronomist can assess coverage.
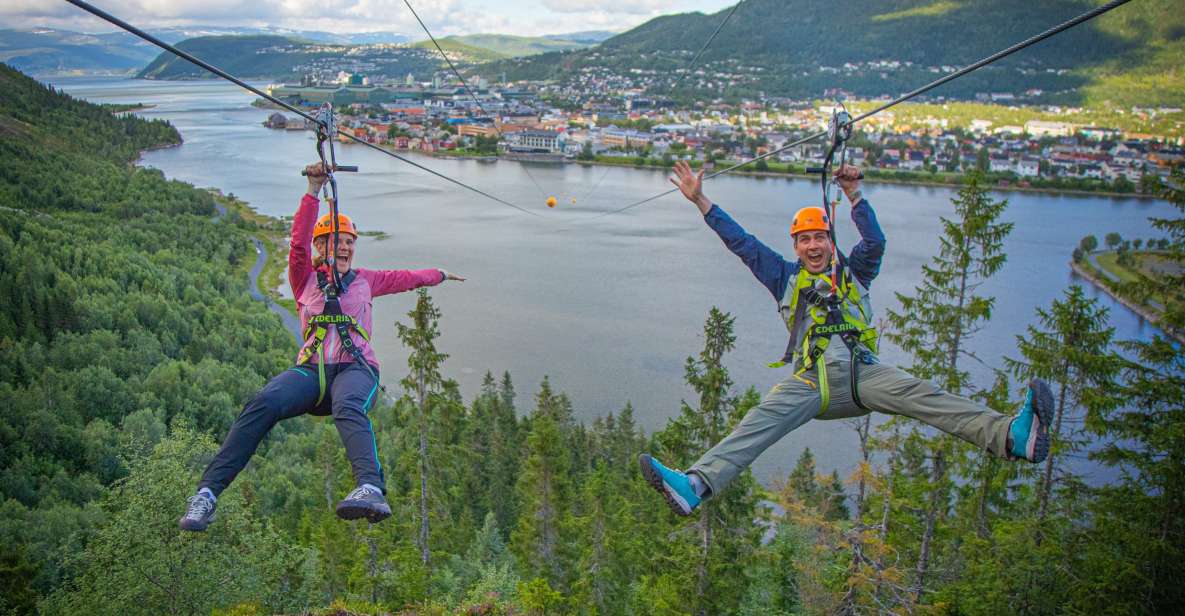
[639,453,701,516]
[335,484,391,523]
[1010,379,1054,463]
[179,492,217,532]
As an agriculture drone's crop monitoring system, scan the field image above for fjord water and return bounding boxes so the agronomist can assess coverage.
[52,77,1175,486]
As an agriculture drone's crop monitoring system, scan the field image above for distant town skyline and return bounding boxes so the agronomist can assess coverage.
[1,0,738,38]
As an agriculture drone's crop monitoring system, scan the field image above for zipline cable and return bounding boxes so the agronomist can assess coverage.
[669,0,743,91]
[61,0,540,218]
[598,0,1133,219]
[590,128,828,218]
[402,0,551,202]
[581,0,743,207]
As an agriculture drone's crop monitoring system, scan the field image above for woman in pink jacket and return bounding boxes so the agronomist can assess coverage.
[180,162,465,531]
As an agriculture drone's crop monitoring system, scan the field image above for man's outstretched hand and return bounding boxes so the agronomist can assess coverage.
[669,160,713,215]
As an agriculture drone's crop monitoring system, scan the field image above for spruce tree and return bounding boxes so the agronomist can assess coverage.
[511,378,574,590]
[395,289,448,565]
[1006,285,1122,530]
[1075,172,1185,612]
[884,171,1013,602]
[653,308,762,615]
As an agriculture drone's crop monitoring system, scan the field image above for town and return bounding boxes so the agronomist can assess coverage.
[264,71,1185,195]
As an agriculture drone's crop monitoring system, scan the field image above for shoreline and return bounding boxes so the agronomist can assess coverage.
[556,158,1166,201]
[355,145,1162,201]
[1069,259,1185,344]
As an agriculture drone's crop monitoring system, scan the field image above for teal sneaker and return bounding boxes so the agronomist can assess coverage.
[639,454,701,516]
[1010,379,1054,463]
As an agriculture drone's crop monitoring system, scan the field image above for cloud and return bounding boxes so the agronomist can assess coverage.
[0,0,722,37]
[0,0,461,32]
[539,0,680,16]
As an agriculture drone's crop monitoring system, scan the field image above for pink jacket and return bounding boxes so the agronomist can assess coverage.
[290,194,444,369]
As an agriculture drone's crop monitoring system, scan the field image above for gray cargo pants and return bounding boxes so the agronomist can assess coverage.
[689,358,1014,496]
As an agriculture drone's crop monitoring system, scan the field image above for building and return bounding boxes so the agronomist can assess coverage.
[989,153,1013,173]
[458,123,498,138]
[600,128,653,149]
[1015,157,1040,177]
[504,130,562,153]
[1080,126,1122,141]
[268,84,423,106]
[901,150,926,171]
[264,112,287,129]
[1024,120,1075,138]
[969,119,993,133]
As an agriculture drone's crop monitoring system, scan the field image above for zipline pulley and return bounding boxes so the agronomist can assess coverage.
[305,103,358,293]
[805,103,874,411]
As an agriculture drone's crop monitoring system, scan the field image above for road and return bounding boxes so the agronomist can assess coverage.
[213,198,300,342]
[249,238,301,343]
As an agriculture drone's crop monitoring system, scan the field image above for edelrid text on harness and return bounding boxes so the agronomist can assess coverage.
[770,263,878,414]
[295,269,379,404]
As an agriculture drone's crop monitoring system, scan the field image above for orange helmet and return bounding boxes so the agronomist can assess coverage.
[790,206,830,237]
[313,212,358,240]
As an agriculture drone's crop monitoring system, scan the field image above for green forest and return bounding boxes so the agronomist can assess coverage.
[2,61,1184,615]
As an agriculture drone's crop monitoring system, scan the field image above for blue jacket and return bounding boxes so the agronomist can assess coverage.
[704,199,886,301]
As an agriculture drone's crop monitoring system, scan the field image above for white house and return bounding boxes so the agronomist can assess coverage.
[1015,157,1040,178]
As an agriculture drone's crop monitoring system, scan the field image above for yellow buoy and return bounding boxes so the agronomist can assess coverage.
[546,196,557,208]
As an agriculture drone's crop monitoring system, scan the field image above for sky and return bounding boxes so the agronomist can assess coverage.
[1,0,739,38]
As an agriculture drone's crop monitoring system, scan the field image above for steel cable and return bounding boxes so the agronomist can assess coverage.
[61,0,540,218]
[403,0,552,202]
[599,0,1133,219]
[669,0,743,91]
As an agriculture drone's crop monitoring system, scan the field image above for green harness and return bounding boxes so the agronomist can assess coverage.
[770,266,878,414]
[295,269,376,405]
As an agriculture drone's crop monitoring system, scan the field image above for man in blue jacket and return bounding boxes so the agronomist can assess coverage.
[640,160,1052,516]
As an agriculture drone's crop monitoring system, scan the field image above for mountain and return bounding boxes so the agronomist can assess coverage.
[137,35,442,81]
[142,26,409,46]
[0,27,411,77]
[411,37,510,62]
[428,34,595,58]
[0,28,160,75]
[483,0,1185,106]
[543,30,617,45]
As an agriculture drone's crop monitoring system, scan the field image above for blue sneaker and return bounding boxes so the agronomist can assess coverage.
[1010,379,1054,463]
[639,453,701,516]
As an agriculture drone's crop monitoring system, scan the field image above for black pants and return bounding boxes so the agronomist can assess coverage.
[198,362,384,496]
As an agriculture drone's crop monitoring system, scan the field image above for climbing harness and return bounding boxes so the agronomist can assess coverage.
[295,270,379,404]
[770,263,878,414]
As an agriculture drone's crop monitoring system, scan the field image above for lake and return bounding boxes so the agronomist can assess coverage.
[49,76,1175,487]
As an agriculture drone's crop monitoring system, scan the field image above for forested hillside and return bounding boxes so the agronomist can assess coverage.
[489,0,1185,106]
[136,36,442,81]
[0,62,295,611]
[2,62,1184,615]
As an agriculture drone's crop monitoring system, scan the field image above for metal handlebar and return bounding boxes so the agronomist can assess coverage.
[301,165,358,176]
[806,166,864,179]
